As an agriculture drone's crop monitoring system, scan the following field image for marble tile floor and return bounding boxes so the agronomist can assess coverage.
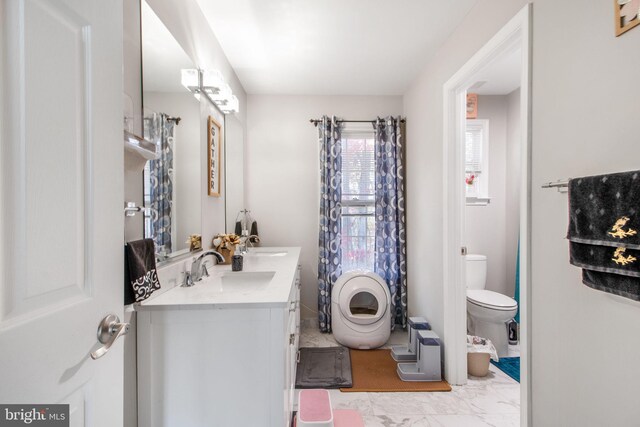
[296,320,521,427]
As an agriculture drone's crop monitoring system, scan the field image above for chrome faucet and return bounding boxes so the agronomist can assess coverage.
[239,234,260,254]
[190,250,226,282]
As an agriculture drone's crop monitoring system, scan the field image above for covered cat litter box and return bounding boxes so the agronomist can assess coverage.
[467,335,498,377]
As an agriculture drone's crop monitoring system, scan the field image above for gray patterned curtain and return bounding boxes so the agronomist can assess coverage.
[145,113,176,257]
[374,116,407,329]
[318,116,343,332]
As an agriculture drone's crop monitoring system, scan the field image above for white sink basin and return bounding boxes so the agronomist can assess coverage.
[219,271,275,292]
[246,250,288,257]
[193,271,276,295]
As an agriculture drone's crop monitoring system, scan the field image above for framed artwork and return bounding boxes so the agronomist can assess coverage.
[207,116,222,197]
[615,0,640,36]
[466,93,478,120]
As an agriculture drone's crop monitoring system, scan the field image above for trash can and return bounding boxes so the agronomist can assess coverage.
[467,353,491,377]
[467,335,498,377]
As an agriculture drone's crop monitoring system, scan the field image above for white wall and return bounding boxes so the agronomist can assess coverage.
[403,0,528,344]
[505,88,520,296]
[405,0,640,424]
[531,1,640,425]
[465,95,509,295]
[246,95,403,319]
[465,92,521,298]
[144,91,202,251]
[225,115,246,232]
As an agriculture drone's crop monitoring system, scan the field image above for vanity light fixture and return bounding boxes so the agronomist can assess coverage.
[201,69,225,95]
[208,82,232,103]
[181,68,239,114]
[181,69,200,93]
[219,94,239,114]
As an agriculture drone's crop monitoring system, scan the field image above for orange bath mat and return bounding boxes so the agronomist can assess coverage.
[340,349,452,392]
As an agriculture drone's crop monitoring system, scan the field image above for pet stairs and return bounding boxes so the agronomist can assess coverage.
[391,316,431,361]
[397,330,442,381]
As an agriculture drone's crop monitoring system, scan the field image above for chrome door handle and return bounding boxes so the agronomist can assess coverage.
[90,314,130,360]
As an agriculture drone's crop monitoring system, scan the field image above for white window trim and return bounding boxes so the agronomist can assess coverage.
[465,119,490,206]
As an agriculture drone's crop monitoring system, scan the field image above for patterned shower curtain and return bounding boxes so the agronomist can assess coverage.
[374,116,407,329]
[145,113,176,257]
[318,116,343,333]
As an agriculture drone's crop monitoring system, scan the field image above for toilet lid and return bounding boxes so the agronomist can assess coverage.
[467,290,517,311]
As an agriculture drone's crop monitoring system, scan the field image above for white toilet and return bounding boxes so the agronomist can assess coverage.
[466,254,518,357]
[331,271,391,349]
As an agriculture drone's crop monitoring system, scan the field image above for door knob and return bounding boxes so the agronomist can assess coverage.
[90,314,130,360]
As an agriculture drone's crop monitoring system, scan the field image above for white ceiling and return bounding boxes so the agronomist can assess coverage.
[142,1,195,93]
[469,47,522,95]
[195,0,479,95]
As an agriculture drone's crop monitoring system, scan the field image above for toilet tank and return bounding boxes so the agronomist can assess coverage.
[465,254,487,290]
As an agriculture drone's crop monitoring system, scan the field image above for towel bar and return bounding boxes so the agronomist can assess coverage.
[124,202,151,217]
[541,180,569,193]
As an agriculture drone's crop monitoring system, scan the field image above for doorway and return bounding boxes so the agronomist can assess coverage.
[442,4,532,426]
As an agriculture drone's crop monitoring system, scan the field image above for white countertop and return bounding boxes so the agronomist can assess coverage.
[137,247,301,310]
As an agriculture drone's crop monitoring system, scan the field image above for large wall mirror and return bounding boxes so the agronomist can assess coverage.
[142,1,202,261]
[225,115,245,233]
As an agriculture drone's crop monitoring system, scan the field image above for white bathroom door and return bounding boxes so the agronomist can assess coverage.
[0,0,124,425]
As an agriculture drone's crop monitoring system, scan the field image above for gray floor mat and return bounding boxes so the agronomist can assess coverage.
[295,346,353,389]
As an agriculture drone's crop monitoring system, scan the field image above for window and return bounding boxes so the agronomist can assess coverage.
[341,127,376,272]
[465,119,490,204]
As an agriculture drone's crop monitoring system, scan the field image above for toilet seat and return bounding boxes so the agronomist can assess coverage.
[467,289,517,311]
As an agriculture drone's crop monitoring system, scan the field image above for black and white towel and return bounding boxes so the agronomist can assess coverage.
[567,170,640,300]
[125,239,161,304]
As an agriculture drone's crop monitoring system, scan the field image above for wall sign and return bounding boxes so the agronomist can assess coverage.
[615,0,640,36]
[466,93,478,119]
[208,116,222,197]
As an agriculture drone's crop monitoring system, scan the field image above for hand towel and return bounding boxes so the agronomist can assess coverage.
[570,241,640,277]
[125,239,161,303]
[581,269,640,302]
[567,170,640,249]
[567,170,640,300]
[249,221,259,243]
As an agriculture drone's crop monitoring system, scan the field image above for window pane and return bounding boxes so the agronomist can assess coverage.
[340,134,376,272]
[465,126,483,172]
[341,211,375,272]
[341,138,375,201]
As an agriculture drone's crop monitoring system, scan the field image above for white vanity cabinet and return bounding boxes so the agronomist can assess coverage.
[137,248,301,427]
[284,264,302,421]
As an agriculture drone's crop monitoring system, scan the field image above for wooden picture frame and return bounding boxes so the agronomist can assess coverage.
[207,116,222,197]
[466,93,478,119]
[615,0,640,36]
